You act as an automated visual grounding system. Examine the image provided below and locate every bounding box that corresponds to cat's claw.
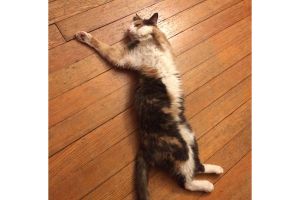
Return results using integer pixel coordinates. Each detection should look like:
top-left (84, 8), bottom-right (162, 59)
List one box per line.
top-left (75, 31), bottom-right (92, 44)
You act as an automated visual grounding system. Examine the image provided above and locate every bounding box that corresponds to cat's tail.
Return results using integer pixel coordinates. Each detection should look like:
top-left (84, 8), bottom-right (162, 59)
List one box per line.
top-left (135, 150), bottom-right (149, 200)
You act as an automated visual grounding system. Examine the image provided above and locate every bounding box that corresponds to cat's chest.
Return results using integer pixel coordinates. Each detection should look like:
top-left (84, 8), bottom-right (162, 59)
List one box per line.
top-left (132, 45), bottom-right (171, 67)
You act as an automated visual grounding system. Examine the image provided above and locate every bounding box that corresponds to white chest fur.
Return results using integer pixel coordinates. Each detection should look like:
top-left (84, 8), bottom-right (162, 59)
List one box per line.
top-left (130, 42), bottom-right (182, 98)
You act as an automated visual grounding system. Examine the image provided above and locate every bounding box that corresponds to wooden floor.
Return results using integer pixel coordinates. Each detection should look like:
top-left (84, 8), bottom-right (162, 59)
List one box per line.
top-left (49, 0), bottom-right (251, 199)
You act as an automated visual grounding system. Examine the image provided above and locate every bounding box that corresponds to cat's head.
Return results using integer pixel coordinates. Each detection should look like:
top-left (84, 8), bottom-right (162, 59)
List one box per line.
top-left (127, 13), bottom-right (158, 40)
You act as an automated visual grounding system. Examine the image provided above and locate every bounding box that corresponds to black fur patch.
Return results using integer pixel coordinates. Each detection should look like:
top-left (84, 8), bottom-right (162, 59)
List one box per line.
top-left (135, 75), bottom-right (189, 172)
top-left (134, 73), bottom-right (204, 192)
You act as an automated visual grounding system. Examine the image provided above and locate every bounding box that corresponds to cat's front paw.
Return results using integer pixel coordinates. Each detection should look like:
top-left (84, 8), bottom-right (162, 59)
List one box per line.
top-left (75, 31), bottom-right (92, 44)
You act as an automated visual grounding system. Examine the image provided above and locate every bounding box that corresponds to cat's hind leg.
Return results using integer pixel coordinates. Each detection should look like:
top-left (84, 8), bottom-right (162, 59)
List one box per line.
top-left (191, 138), bottom-right (223, 175)
top-left (175, 149), bottom-right (214, 193)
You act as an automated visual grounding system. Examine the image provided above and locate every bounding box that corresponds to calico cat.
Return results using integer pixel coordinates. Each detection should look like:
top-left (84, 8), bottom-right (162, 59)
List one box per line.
top-left (75, 13), bottom-right (223, 200)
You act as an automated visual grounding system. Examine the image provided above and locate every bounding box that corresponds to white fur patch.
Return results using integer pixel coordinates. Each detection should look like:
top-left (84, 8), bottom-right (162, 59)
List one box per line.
top-left (179, 145), bottom-right (195, 183)
top-left (203, 164), bottom-right (224, 174)
top-left (137, 26), bottom-right (153, 37)
top-left (178, 124), bottom-right (195, 146)
top-left (185, 180), bottom-right (214, 192)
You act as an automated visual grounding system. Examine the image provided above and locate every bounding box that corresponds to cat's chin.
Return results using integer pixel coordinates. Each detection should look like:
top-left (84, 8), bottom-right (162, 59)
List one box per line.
top-left (126, 33), bottom-right (151, 43)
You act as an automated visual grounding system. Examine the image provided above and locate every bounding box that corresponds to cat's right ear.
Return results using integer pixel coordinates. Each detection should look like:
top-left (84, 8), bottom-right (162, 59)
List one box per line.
top-left (133, 13), bottom-right (142, 21)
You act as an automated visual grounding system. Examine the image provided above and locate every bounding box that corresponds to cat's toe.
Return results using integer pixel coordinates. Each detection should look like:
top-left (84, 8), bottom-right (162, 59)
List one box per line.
top-left (202, 181), bottom-right (214, 192)
top-left (214, 166), bottom-right (224, 174)
top-left (75, 31), bottom-right (92, 43)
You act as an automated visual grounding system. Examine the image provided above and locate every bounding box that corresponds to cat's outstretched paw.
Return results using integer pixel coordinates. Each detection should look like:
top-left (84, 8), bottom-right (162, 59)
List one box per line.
top-left (75, 31), bottom-right (92, 44)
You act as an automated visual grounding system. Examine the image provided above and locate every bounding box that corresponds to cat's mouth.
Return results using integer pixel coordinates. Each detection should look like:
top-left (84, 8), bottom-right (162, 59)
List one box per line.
top-left (127, 29), bottom-right (143, 41)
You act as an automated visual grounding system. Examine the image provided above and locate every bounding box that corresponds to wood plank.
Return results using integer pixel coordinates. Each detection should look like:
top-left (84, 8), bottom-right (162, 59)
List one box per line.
top-left (49, 79), bottom-right (135, 156)
top-left (49, 55), bottom-right (251, 186)
top-left (49, 29), bottom-right (251, 156)
top-left (176, 16), bottom-right (251, 74)
top-left (184, 55), bottom-right (251, 117)
top-left (49, 53), bottom-right (108, 98)
top-left (49, 0), bottom-right (251, 98)
top-left (157, 0), bottom-right (241, 40)
top-left (49, 133), bottom-right (138, 200)
top-left (49, 17), bottom-right (251, 128)
top-left (122, 116), bottom-right (251, 200)
top-left (200, 152), bottom-right (252, 200)
top-left (48, 24), bottom-right (65, 49)
top-left (49, 36), bottom-right (250, 157)
top-left (49, 0), bottom-right (241, 73)
top-left (49, 0), bottom-right (114, 24)
top-left (48, 0), bottom-right (205, 98)
top-left (49, 76), bottom-right (251, 199)
top-left (188, 76), bottom-right (251, 139)
top-left (56, 0), bottom-right (161, 40)
top-left (171, 0), bottom-right (251, 54)
top-left (84, 100), bottom-right (251, 200)
top-left (49, 66), bottom-right (133, 126)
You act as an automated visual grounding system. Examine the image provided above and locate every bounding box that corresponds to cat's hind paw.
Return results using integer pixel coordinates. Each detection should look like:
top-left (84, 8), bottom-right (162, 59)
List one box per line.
top-left (203, 164), bottom-right (224, 174)
top-left (75, 31), bottom-right (92, 44)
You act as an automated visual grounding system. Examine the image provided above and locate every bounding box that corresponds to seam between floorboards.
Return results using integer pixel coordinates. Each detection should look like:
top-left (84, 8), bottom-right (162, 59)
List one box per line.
top-left (212, 149), bottom-right (252, 187)
top-left (49, 0), bottom-right (116, 26)
top-left (165, 0), bottom-right (244, 46)
top-left (157, 124), bottom-right (252, 200)
top-left (49, 0), bottom-right (167, 49)
top-left (59, 0), bottom-right (168, 41)
top-left (49, 2), bottom-right (250, 99)
top-left (48, 0), bottom-right (207, 74)
top-left (90, 55), bottom-right (252, 159)
top-left (49, 0), bottom-right (236, 70)
top-left (72, 74), bottom-right (252, 171)
top-left (200, 121), bottom-right (252, 162)
top-left (49, 53), bottom-right (251, 159)
top-left (73, 87), bottom-right (252, 199)
top-left (120, 119), bottom-right (252, 200)
top-left (48, 18), bottom-right (252, 131)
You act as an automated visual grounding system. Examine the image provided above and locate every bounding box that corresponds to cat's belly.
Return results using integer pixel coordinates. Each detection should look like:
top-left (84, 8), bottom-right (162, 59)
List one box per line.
top-left (135, 75), bottom-right (176, 132)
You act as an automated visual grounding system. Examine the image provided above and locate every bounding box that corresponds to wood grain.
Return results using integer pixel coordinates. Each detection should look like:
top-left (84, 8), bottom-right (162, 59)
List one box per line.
top-left (84, 100), bottom-right (251, 200)
top-left (48, 24), bottom-right (65, 49)
top-left (49, 0), bottom-right (251, 99)
top-left (49, 16), bottom-right (251, 128)
top-left (49, 0), bottom-right (252, 198)
top-left (56, 0), bottom-right (162, 40)
top-left (49, 0), bottom-right (114, 24)
top-left (49, 0), bottom-right (242, 73)
top-left (49, 31), bottom-right (250, 156)
top-left (200, 152), bottom-right (252, 200)
top-left (122, 114), bottom-right (251, 200)
top-left (49, 54), bottom-right (251, 187)
top-left (49, 76), bottom-right (251, 199)
top-left (49, 28), bottom-right (250, 157)
top-left (48, 0), bottom-right (206, 98)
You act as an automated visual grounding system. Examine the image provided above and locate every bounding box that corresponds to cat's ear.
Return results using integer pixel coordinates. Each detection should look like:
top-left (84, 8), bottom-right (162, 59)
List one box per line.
top-left (133, 13), bottom-right (142, 21)
top-left (148, 13), bottom-right (158, 25)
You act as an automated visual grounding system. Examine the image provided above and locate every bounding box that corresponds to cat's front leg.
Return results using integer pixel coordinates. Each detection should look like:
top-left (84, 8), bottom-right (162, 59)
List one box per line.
top-left (75, 31), bottom-right (93, 45)
top-left (75, 31), bottom-right (131, 68)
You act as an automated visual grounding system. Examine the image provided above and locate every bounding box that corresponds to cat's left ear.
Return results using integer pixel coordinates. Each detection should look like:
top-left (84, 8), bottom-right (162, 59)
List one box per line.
top-left (148, 13), bottom-right (158, 25)
top-left (133, 13), bottom-right (142, 21)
